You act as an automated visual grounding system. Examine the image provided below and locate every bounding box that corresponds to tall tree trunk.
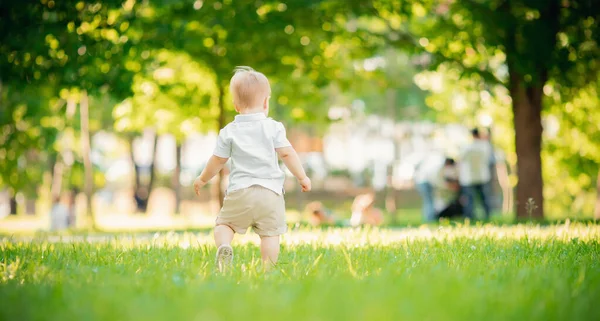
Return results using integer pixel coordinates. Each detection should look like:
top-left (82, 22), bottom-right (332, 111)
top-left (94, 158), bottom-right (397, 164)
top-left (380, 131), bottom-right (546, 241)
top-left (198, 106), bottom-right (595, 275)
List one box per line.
top-left (59, 95), bottom-right (77, 217)
top-left (68, 188), bottom-right (78, 227)
top-left (172, 142), bottom-right (182, 214)
top-left (131, 133), bottom-right (158, 213)
top-left (509, 73), bottom-right (544, 219)
top-left (128, 136), bottom-right (142, 211)
top-left (501, 0), bottom-right (559, 220)
top-left (25, 199), bottom-right (36, 215)
top-left (595, 170), bottom-right (600, 220)
top-left (50, 150), bottom-right (63, 202)
top-left (0, 80), bottom-right (15, 216)
top-left (9, 192), bottom-right (17, 215)
top-left (79, 91), bottom-right (95, 228)
top-left (147, 134), bottom-right (158, 208)
top-left (217, 84), bottom-right (226, 207)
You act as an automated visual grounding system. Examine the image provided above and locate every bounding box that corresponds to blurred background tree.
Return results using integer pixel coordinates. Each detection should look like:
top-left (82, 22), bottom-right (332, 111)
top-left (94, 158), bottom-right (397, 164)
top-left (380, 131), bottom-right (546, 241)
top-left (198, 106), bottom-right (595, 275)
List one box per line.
top-left (0, 0), bottom-right (598, 229)
top-left (349, 0), bottom-right (600, 218)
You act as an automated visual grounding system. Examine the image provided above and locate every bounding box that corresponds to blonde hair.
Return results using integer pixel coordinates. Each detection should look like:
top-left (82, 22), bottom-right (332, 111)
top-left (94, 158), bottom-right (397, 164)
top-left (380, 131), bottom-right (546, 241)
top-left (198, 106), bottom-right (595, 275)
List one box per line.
top-left (229, 66), bottom-right (271, 110)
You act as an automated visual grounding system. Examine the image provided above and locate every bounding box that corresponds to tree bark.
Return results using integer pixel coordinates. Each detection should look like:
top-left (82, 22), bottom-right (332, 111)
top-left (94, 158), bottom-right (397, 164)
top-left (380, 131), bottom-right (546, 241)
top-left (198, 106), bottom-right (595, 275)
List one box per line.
top-left (172, 142), bottom-right (182, 214)
top-left (79, 90), bottom-right (95, 228)
top-left (128, 136), bottom-right (142, 211)
top-left (509, 73), bottom-right (544, 219)
top-left (9, 193), bottom-right (17, 215)
top-left (595, 170), bottom-right (600, 220)
top-left (50, 147), bottom-right (63, 203)
top-left (132, 133), bottom-right (158, 213)
top-left (500, 0), bottom-right (560, 220)
top-left (68, 188), bottom-right (78, 227)
top-left (25, 198), bottom-right (36, 215)
top-left (148, 134), bottom-right (158, 207)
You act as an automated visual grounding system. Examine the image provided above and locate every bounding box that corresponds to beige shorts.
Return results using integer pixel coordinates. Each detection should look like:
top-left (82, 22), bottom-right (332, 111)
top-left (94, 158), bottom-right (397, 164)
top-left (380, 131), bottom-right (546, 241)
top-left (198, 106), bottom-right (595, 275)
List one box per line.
top-left (216, 185), bottom-right (287, 237)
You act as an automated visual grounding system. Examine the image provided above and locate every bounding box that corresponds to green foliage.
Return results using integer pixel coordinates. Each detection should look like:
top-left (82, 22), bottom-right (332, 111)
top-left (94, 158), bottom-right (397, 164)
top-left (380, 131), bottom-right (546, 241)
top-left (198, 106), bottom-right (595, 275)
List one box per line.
top-left (355, 0), bottom-right (600, 217)
top-left (0, 0), bottom-right (140, 97)
top-left (67, 161), bottom-right (106, 192)
top-left (132, 0), bottom-right (353, 125)
top-left (413, 61), bottom-right (600, 217)
top-left (1, 0), bottom-right (348, 196)
top-left (1, 0), bottom-right (599, 219)
top-left (348, 49), bottom-right (430, 120)
top-left (0, 84), bottom-right (58, 195)
top-left (113, 50), bottom-right (219, 138)
top-left (543, 77), bottom-right (600, 218)
top-left (0, 0), bottom-right (142, 194)
top-left (0, 226), bottom-right (599, 320)
top-left (364, 0), bottom-right (600, 88)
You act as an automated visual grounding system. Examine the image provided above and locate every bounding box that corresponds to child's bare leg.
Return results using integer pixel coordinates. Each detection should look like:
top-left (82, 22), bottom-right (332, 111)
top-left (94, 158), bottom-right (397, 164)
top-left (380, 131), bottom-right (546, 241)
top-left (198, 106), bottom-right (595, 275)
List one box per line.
top-left (260, 235), bottom-right (280, 267)
top-left (214, 225), bottom-right (234, 247)
top-left (214, 225), bottom-right (235, 272)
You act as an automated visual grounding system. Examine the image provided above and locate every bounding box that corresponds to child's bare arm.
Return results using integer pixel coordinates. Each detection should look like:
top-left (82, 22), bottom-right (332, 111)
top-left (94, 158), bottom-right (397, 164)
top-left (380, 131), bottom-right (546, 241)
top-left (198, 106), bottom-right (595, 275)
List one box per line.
top-left (194, 155), bottom-right (229, 195)
top-left (276, 146), bottom-right (311, 192)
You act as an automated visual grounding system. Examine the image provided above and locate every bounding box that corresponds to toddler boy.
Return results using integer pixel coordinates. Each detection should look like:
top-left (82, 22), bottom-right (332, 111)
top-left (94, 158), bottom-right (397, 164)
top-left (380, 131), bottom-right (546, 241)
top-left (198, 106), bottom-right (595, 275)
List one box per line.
top-left (194, 66), bottom-right (311, 271)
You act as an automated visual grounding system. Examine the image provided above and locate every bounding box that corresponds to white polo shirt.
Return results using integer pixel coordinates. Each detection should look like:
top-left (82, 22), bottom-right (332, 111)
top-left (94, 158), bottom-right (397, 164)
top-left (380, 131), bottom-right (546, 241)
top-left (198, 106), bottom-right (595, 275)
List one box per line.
top-left (458, 140), bottom-right (492, 185)
top-left (213, 113), bottom-right (291, 195)
top-left (414, 153), bottom-right (445, 187)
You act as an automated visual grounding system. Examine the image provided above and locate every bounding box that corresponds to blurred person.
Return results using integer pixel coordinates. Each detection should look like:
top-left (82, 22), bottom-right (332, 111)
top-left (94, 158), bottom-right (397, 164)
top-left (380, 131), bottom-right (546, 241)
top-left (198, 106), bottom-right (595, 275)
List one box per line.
top-left (414, 154), bottom-right (440, 222)
top-left (305, 201), bottom-right (335, 226)
top-left (193, 66), bottom-right (311, 271)
top-left (435, 158), bottom-right (463, 219)
top-left (415, 154), bottom-right (459, 222)
top-left (350, 192), bottom-right (383, 227)
top-left (458, 128), bottom-right (492, 220)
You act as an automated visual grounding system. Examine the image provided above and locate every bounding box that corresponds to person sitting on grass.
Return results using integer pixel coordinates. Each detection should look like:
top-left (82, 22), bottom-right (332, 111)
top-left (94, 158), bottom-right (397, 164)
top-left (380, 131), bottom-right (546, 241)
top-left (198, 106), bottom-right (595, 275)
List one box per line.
top-left (349, 192), bottom-right (383, 227)
top-left (194, 66), bottom-right (311, 272)
top-left (435, 158), bottom-right (463, 219)
top-left (305, 201), bottom-right (336, 226)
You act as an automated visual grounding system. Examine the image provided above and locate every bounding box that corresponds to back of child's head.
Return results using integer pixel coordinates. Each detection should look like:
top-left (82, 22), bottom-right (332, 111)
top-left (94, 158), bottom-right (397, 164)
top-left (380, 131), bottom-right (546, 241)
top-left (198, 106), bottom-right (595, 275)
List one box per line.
top-left (230, 66), bottom-right (271, 110)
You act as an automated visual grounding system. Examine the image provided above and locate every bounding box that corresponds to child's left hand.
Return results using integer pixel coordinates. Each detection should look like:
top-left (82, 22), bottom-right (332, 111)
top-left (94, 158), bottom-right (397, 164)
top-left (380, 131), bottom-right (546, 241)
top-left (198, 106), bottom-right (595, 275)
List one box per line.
top-left (193, 176), bottom-right (207, 196)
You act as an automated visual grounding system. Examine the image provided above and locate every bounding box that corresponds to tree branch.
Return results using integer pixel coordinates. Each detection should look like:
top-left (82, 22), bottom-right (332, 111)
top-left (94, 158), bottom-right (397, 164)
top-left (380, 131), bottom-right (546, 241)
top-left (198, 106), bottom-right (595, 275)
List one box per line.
top-left (431, 52), bottom-right (506, 86)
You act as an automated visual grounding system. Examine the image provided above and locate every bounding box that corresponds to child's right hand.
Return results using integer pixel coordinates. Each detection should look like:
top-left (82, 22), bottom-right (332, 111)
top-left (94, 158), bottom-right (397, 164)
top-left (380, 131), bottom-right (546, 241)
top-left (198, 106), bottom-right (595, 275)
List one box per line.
top-left (299, 177), bottom-right (312, 192)
top-left (193, 176), bottom-right (207, 196)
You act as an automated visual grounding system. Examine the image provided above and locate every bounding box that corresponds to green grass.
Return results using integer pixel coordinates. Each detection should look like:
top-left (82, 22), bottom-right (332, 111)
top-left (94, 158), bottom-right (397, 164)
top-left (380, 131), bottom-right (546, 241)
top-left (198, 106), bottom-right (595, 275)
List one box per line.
top-left (1, 223), bottom-right (599, 321)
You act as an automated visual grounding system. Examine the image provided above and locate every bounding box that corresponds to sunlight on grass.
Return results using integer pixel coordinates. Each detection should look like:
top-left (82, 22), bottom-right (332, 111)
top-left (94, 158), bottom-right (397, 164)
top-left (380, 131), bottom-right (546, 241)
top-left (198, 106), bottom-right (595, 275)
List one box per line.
top-left (0, 223), bottom-right (598, 321)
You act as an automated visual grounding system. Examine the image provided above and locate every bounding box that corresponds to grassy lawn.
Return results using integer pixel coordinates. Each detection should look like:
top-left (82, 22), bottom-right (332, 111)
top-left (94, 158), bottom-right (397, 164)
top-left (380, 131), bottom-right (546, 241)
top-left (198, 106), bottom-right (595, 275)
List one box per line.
top-left (1, 223), bottom-right (599, 321)
top-left (0, 207), bottom-right (515, 235)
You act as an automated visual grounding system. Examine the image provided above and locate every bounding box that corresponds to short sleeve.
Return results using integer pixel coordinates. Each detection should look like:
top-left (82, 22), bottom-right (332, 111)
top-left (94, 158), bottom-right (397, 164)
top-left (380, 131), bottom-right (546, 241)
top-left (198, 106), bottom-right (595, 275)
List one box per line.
top-left (213, 129), bottom-right (231, 158)
top-left (273, 122), bottom-right (292, 148)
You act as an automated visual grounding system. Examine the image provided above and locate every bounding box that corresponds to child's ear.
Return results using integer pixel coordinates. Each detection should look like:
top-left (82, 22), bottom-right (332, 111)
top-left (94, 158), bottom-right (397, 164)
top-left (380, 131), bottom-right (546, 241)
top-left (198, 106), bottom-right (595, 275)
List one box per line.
top-left (263, 96), bottom-right (270, 110)
top-left (234, 102), bottom-right (240, 113)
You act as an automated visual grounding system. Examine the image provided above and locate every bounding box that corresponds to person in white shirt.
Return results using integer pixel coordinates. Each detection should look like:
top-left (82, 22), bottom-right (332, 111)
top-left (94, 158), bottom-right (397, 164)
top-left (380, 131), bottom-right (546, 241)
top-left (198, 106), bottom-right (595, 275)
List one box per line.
top-left (458, 128), bottom-right (492, 220)
top-left (193, 66), bottom-right (311, 271)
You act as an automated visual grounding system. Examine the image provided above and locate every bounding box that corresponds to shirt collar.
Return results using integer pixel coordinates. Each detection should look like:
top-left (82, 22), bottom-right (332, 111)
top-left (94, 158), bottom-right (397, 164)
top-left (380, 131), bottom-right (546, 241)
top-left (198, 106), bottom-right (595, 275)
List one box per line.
top-left (234, 113), bottom-right (267, 122)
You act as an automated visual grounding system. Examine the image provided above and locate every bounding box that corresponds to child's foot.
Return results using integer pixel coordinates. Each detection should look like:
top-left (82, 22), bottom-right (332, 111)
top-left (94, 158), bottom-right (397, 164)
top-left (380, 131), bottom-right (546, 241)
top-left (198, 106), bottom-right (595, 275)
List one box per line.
top-left (215, 244), bottom-right (233, 272)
